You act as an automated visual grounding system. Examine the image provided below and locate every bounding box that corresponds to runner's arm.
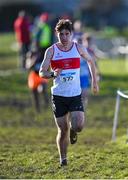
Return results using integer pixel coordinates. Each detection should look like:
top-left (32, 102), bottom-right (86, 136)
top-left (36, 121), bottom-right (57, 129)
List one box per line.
top-left (39, 47), bottom-right (61, 79)
top-left (77, 44), bottom-right (99, 94)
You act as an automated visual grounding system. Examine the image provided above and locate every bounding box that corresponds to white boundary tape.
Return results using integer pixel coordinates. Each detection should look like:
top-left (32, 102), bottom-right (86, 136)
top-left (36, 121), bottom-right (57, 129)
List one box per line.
top-left (112, 90), bottom-right (128, 141)
top-left (117, 90), bottom-right (128, 99)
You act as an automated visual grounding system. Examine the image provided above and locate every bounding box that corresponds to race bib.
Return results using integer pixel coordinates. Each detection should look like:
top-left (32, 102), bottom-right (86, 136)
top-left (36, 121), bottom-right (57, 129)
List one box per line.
top-left (60, 72), bottom-right (76, 82)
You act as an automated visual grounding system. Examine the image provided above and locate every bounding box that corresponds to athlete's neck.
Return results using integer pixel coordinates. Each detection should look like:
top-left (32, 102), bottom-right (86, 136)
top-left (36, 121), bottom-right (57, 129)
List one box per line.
top-left (57, 42), bottom-right (73, 51)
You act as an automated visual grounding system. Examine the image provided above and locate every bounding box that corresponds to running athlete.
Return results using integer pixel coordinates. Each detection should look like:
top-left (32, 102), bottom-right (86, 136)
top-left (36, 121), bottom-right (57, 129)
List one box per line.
top-left (39, 19), bottom-right (99, 166)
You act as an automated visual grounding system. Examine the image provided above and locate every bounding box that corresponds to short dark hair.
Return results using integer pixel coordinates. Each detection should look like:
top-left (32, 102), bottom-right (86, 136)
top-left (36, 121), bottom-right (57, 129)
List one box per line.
top-left (55, 19), bottom-right (73, 33)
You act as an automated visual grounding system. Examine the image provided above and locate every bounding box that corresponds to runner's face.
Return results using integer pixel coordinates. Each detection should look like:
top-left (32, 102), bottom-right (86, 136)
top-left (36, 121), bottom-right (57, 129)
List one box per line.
top-left (57, 29), bottom-right (72, 45)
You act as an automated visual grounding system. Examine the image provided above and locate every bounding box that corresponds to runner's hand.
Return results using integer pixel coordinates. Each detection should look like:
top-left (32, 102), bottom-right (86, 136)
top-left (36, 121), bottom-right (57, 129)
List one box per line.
top-left (54, 68), bottom-right (62, 77)
top-left (92, 82), bottom-right (99, 95)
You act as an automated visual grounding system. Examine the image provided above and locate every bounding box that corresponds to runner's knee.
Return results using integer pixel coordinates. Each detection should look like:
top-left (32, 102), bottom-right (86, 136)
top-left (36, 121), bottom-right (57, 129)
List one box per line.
top-left (71, 115), bottom-right (84, 132)
top-left (58, 128), bottom-right (68, 140)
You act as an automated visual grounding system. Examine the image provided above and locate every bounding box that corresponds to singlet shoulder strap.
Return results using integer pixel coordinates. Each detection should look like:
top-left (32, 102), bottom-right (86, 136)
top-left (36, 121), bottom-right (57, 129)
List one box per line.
top-left (74, 42), bottom-right (81, 56)
top-left (49, 44), bottom-right (55, 59)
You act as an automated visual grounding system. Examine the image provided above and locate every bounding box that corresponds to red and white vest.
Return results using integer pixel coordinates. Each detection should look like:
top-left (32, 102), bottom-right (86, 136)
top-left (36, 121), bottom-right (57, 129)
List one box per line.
top-left (50, 42), bottom-right (81, 97)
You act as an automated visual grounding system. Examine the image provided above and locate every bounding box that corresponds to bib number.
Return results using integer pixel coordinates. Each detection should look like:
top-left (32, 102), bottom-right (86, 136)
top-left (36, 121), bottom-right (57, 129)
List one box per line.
top-left (60, 72), bottom-right (76, 82)
top-left (62, 76), bottom-right (73, 82)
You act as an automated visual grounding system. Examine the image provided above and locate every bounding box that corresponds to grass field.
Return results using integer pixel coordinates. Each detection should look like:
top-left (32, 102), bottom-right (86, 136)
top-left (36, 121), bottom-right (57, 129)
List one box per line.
top-left (0, 33), bottom-right (128, 179)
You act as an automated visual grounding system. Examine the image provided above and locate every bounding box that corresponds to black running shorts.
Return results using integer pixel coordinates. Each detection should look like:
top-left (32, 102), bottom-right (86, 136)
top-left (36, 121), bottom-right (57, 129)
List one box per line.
top-left (51, 94), bottom-right (84, 118)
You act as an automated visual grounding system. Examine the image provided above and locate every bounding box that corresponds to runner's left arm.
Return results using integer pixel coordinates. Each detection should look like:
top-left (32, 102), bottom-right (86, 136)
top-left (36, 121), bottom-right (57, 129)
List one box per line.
top-left (77, 44), bottom-right (99, 94)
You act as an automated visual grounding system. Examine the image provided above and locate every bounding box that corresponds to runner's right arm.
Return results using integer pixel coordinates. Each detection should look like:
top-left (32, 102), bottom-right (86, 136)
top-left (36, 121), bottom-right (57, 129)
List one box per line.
top-left (39, 47), bottom-right (61, 79)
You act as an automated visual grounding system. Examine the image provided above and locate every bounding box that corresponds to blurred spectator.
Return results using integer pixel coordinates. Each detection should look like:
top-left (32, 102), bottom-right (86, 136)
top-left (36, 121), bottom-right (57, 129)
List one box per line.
top-left (76, 36), bottom-right (91, 108)
top-left (73, 20), bottom-right (89, 107)
top-left (73, 20), bottom-right (84, 42)
top-left (83, 33), bottom-right (101, 82)
top-left (74, 32), bottom-right (100, 108)
top-left (26, 47), bottom-right (49, 112)
top-left (32, 12), bottom-right (52, 57)
top-left (14, 10), bottom-right (31, 70)
top-left (81, 33), bottom-right (100, 107)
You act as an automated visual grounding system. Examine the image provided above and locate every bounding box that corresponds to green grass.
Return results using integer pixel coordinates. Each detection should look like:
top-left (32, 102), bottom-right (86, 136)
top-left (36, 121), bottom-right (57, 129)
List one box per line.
top-left (0, 127), bottom-right (128, 179)
top-left (99, 58), bottom-right (128, 76)
top-left (0, 33), bottom-right (18, 70)
top-left (0, 33), bottom-right (128, 178)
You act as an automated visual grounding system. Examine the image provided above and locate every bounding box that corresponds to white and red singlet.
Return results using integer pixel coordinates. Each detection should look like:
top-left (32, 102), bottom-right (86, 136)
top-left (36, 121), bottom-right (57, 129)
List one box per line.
top-left (51, 42), bottom-right (81, 97)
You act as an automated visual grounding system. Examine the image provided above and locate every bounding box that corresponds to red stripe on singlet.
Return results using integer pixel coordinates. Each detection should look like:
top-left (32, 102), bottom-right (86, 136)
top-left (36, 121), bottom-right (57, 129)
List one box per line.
top-left (51, 58), bottom-right (80, 70)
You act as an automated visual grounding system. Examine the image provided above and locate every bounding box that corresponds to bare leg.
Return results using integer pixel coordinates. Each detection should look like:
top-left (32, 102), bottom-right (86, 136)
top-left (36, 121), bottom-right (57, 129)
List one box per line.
top-left (54, 114), bottom-right (70, 164)
top-left (69, 111), bottom-right (85, 144)
top-left (70, 111), bottom-right (85, 132)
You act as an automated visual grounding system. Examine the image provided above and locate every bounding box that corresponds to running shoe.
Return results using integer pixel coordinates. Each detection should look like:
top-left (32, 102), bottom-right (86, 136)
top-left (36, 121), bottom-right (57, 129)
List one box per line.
top-left (60, 159), bottom-right (67, 166)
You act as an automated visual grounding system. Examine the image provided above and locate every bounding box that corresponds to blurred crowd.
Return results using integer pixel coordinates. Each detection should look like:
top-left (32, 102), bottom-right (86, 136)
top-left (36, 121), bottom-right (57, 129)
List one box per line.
top-left (14, 10), bottom-right (53, 112)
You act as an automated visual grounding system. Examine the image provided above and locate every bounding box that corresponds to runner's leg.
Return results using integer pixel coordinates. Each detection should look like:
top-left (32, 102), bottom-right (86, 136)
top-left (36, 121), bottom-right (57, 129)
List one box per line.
top-left (70, 111), bottom-right (85, 132)
top-left (54, 114), bottom-right (69, 164)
